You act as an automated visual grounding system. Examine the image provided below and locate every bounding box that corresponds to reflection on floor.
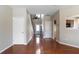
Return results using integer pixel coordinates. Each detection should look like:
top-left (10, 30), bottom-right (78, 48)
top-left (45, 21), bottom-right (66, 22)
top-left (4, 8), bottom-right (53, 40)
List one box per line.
top-left (1, 36), bottom-right (79, 54)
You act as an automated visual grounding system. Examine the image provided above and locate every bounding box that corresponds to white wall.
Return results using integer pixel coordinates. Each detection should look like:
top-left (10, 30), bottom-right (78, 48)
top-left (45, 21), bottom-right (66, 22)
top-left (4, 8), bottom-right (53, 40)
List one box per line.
top-left (13, 7), bottom-right (27, 44)
top-left (52, 16), bottom-right (56, 39)
top-left (26, 13), bottom-right (33, 43)
top-left (52, 11), bottom-right (60, 40)
top-left (13, 7), bottom-right (33, 44)
top-left (0, 6), bottom-right (12, 52)
top-left (43, 16), bottom-right (53, 38)
top-left (59, 6), bottom-right (79, 48)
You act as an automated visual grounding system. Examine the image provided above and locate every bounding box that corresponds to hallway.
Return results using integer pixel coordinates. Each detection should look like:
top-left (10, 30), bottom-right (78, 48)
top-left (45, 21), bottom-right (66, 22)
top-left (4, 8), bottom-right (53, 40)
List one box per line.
top-left (2, 37), bottom-right (79, 54)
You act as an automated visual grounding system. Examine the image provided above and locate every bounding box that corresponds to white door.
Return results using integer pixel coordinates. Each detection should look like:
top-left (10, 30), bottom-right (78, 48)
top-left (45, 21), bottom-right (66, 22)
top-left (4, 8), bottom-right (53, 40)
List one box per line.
top-left (44, 16), bottom-right (52, 38)
top-left (13, 17), bottom-right (26, 44)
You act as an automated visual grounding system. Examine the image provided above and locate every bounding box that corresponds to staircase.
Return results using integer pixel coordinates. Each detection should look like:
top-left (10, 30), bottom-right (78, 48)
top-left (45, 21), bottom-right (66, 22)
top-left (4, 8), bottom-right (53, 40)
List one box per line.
top-left (30, 14), bottom-right (43, 38)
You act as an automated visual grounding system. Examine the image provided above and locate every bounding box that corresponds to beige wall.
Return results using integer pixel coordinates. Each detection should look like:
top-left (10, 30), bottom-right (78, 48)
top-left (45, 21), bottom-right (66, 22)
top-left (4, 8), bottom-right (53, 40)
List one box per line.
top-left (0, 6), bottom-right (12, 52)
top-left (59, 6), bottom-right (79, 48)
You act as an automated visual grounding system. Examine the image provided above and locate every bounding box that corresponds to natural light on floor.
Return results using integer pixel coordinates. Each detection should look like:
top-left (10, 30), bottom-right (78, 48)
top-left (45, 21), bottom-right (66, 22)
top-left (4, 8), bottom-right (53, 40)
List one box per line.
top-left (36, 36), bottom-right (41, 54)
top-left (36, 48), bottom-right (41, 54)
top-left (36, 37), bottom-right (40, 44)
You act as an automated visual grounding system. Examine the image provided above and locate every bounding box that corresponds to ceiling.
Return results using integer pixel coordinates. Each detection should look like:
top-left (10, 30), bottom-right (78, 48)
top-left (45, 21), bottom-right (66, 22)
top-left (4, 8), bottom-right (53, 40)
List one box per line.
top-left (11, 5), bottom-right (59, 15)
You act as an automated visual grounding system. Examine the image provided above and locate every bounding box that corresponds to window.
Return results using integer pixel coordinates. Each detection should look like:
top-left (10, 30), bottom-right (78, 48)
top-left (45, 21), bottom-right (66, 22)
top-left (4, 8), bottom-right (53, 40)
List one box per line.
top-left (36, 25), bottom-right (40, 31)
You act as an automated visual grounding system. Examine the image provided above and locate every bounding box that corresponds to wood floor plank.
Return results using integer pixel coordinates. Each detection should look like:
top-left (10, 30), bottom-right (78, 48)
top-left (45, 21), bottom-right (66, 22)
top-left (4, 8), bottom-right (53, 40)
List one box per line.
top-left (1, 38), bottom-right (79, 54)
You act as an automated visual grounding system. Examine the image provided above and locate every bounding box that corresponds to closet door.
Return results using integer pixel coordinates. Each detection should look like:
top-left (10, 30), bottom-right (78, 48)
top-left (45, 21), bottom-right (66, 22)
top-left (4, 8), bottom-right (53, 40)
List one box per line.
top-left (44, 16), bottom-right (52, 38)
top-left (13, 17), bottom-right (26, 44)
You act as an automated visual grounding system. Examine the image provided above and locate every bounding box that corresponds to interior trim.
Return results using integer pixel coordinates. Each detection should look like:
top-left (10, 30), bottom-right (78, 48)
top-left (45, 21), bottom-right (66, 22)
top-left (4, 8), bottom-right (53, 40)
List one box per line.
top-left (56, 40), bottom-right (79, 48)
top-left (0, 44), bottom-right (13, 53)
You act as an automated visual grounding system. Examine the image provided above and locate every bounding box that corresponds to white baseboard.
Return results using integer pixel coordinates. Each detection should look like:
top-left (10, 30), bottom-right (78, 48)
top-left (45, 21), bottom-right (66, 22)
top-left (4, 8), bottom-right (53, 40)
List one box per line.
top-left (13, 36), bottom-right (32, 45)
top-left (14, 36), bottom-right (32, 45)
top-left (43, 32), bottom-right (52, 38)
top-left (43, 36), bottom-right (53, 38)
top-left (13, 43), bottom-right (27, 45)
top-left (26, 36), bottom-right (32, 45)
top-left (0, 44), bottom-right (13, 53)
top-left (56, 40), bottom-right (79, 48)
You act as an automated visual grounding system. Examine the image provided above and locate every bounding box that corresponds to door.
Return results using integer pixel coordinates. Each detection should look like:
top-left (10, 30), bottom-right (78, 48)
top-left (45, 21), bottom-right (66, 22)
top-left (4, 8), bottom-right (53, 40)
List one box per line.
top-left (13, 17), bottom-right (26, 44)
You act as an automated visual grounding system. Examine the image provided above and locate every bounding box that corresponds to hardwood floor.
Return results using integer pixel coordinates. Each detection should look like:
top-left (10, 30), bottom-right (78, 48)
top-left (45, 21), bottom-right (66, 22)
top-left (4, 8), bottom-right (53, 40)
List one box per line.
top-left (1, 37), bottom-right (79, 54)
